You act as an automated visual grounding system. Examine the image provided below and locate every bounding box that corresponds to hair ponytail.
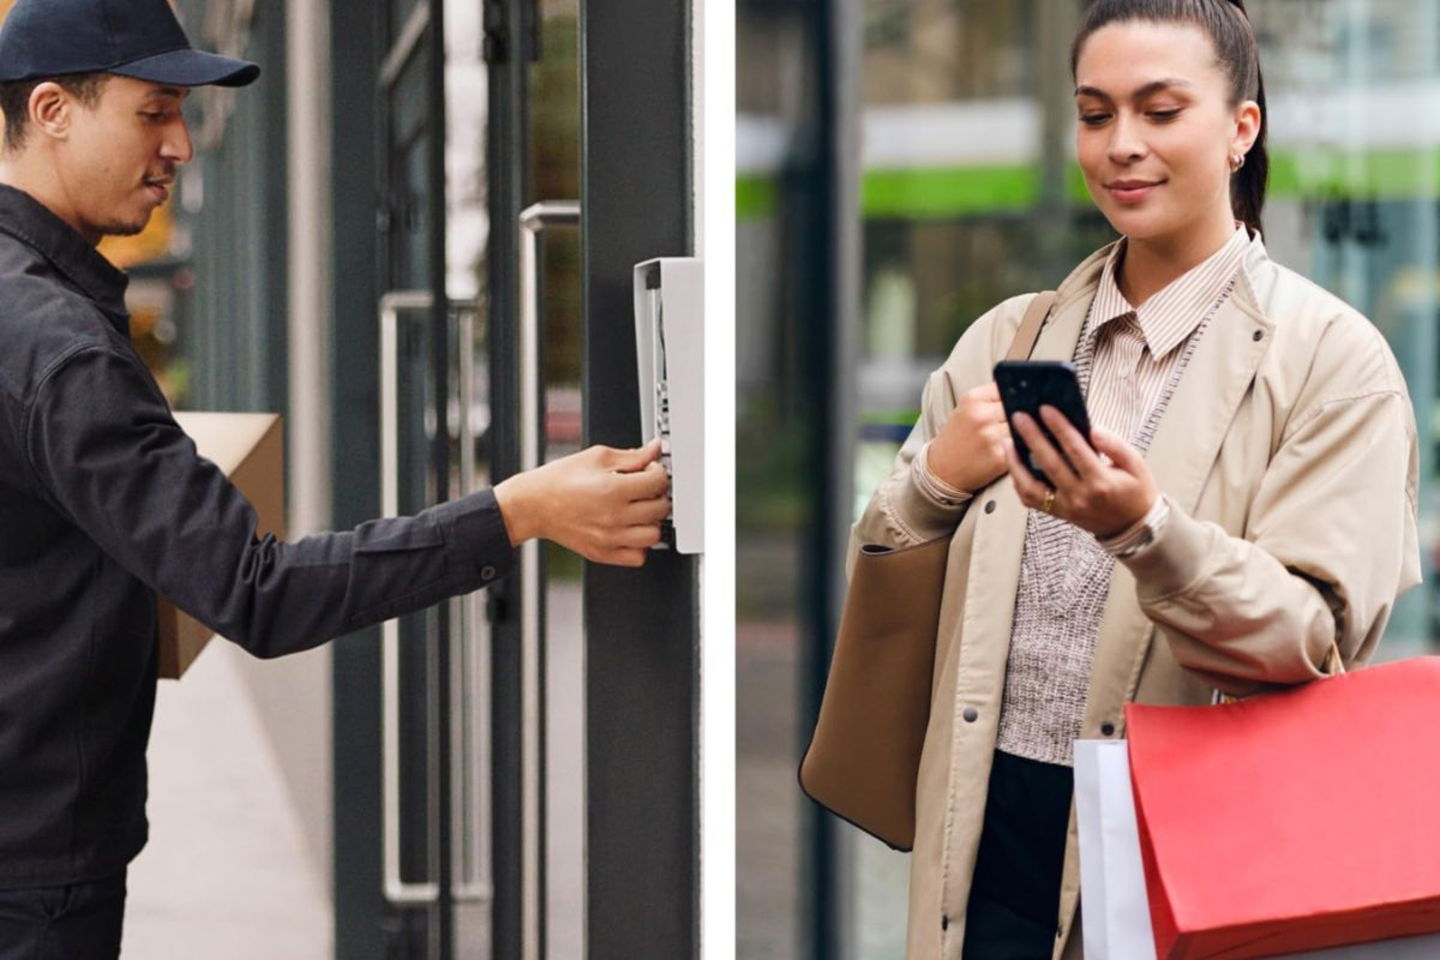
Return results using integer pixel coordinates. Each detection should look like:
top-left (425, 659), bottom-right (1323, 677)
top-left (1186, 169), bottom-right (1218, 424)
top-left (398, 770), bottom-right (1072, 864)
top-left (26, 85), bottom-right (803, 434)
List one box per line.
top-left (1225, 0), bottom-right (1267, 235)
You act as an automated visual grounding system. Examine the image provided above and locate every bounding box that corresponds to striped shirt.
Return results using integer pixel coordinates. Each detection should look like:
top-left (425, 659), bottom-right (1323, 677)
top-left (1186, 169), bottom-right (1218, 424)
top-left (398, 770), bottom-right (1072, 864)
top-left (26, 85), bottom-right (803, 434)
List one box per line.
top-left (915, 223), bottom-right (1251, 765)
top-left (1078, 223), bottom-right (1250, 447)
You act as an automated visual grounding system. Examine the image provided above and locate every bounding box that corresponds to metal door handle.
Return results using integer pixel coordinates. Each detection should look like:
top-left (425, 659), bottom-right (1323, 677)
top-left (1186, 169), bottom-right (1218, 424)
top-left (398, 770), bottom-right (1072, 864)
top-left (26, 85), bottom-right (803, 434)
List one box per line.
top-left (518, 200), bottom-right (580, 960)
top-left (452, 301), bottom-right (493, 905)
top-left (379, 290), bottom-right (440, 906)
top-left (380, 293), bottom-right (498, 908)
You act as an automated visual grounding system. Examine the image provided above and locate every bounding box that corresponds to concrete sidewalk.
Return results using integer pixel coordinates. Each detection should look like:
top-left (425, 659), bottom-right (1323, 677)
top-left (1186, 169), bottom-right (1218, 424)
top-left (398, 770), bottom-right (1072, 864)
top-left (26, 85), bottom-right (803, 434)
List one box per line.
top-left (122, 639), bottom-right (332, 959)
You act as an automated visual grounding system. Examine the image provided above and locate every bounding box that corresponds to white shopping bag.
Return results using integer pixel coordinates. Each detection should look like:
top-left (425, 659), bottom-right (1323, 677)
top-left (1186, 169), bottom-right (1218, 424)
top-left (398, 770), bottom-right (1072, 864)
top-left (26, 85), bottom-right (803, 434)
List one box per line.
top-left (1073, 738), bottom-right (1440, 960)
top-left (1074, 739), bottom-right (1155, 959)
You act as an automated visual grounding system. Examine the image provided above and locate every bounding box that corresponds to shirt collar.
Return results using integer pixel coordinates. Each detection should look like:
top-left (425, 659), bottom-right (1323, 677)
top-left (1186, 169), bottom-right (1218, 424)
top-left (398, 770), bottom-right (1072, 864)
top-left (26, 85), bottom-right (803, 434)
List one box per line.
top-left (0, 183), bottom-right (129, 321)
top-left (1087, 223), bottom-right (1250, 360)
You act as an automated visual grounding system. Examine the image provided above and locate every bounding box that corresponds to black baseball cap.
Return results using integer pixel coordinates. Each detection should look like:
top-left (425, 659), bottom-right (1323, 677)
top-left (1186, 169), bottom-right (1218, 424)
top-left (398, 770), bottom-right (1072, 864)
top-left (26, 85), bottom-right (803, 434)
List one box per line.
top-left (0, 0), bottom-right (259, 88)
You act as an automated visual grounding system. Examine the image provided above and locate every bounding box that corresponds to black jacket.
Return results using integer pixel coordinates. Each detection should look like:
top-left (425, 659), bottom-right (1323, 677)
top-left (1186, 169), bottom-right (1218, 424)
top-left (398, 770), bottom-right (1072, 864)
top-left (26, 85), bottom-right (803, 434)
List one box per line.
top-left (0, 183), bottom-right (514, 888)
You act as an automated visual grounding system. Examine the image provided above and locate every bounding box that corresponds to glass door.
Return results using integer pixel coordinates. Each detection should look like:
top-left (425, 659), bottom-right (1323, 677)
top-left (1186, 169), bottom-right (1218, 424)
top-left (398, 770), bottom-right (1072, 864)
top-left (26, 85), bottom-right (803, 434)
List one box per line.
top-left (374, 1), bottom-right (460, 957)
top-left (369, 0), bottom-right (586, 957)
top-left (523, 6), bottom-right (584, 958)
top-left (347, 0), bottom-right (700, 957)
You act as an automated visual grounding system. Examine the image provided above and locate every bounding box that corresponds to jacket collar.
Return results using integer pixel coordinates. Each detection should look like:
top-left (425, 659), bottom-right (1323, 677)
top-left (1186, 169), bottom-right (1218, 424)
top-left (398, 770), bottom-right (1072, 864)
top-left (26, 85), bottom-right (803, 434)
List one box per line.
top-left (0, 183), bottom-right (130, 324)
top-left (1087, 225), bottom-right (1252, 361)
top-left (1049, 226), bottom-right (1274, 318)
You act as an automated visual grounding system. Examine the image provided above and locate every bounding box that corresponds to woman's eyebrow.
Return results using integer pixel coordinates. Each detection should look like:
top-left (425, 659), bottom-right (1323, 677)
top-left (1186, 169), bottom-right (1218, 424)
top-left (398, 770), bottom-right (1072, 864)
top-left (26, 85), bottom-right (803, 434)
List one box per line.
top-left (1074, 78), bottom-right (1193, 100)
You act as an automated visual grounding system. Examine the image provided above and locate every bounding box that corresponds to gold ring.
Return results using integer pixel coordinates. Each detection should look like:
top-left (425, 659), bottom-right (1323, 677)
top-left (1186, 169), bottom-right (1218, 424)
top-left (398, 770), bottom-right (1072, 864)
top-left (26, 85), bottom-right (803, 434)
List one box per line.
top-left (1041, 488), bottom-right (1056, 513)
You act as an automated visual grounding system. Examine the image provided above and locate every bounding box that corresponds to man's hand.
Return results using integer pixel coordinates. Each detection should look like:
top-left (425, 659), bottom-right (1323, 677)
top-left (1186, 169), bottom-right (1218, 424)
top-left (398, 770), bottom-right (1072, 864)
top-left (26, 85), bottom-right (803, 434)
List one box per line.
top-left (925, 382), bottom-right (1011, 494)
top-left (493, 438), bottom-right (670, 567)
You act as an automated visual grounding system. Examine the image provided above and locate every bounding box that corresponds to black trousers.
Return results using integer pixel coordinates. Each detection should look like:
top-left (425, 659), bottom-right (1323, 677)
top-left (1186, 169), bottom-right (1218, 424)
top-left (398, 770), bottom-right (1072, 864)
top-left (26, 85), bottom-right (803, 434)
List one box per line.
top-left (963, 750), bottom-right (1073, 960)
top-left (0, 869), bottom-right (126, 960)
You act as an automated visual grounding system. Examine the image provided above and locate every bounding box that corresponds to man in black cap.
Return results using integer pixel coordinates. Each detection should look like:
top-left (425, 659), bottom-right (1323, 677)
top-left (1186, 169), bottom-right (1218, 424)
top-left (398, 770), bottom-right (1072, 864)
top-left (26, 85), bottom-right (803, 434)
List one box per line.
top-left (0, 0), bottom-right (668, 956)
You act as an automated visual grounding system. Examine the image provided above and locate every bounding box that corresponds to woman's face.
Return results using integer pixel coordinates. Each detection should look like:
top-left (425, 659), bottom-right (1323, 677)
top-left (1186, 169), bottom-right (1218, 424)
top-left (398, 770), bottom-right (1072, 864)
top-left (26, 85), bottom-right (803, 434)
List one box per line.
top-left (1073, 20), bottom-right (1260, 245)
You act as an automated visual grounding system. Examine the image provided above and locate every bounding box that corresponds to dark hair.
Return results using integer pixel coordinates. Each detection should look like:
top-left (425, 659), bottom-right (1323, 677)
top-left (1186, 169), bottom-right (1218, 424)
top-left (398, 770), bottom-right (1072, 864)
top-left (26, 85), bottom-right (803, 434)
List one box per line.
top-left (1071, 0), bottom-right (1268, 235)
top-left (0, 73), bottom-right (108, 152)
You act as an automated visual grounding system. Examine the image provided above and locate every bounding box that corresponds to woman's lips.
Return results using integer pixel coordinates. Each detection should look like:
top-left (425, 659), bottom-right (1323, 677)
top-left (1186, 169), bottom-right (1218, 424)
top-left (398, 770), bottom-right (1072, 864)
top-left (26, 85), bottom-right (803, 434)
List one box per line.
top-left (1107, 180), bottom-right (1162, 204)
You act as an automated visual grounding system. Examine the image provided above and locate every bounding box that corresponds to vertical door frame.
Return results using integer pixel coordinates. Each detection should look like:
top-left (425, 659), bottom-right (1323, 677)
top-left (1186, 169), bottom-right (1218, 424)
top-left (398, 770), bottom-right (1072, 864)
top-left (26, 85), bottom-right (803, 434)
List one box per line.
top-left (422, 1), bottom-right (457, 953)
top-left (329, 0), bottom-right (385, 954)
top-left (378, 2), bottom-right (457, 954)
top-left (330, 0), bottom-right (459, 955)
top-left (483, 1), bottom-right (536, 958)
top-left (579, 1), bottom-right (701, 957)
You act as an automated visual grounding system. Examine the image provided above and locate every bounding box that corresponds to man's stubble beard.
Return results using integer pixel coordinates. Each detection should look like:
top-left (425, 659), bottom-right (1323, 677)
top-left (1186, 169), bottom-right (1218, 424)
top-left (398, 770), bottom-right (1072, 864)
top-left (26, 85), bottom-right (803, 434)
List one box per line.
top-left (99, 212), bottom-right (150, 238)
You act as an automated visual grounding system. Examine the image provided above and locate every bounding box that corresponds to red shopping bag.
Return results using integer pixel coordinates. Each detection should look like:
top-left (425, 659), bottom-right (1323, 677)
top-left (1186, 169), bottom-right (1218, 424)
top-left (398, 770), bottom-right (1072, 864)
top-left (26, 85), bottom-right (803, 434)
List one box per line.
top-left (1125, 656), bottom-right (1440, 959)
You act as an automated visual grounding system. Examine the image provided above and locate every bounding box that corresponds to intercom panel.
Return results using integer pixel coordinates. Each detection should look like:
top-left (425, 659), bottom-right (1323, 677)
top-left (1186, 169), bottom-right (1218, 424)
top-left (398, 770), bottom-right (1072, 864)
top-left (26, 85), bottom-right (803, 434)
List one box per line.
top-left (634, 257), bottom-right (704, 555)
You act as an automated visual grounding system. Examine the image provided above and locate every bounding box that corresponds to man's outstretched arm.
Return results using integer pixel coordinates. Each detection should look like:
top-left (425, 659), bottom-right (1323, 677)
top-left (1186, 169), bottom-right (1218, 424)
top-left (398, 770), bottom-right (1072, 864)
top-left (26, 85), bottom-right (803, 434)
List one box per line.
top-left (25, 341), bottom-right (668, 658)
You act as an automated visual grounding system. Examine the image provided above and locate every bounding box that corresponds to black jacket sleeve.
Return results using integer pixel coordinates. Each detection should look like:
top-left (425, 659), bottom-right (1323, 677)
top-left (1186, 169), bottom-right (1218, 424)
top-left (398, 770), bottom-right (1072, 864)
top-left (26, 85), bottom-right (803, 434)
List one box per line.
top-left (24, 342), bottom-right (515, 659)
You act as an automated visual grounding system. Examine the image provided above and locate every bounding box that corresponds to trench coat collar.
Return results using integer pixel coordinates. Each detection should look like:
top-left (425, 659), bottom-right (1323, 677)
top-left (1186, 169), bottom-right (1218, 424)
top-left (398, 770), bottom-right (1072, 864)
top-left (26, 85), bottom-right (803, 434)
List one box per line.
top-left (1087, 224), bottom-right (1252, 361)
top-left (1042, 226), bottom-right (1273, 349)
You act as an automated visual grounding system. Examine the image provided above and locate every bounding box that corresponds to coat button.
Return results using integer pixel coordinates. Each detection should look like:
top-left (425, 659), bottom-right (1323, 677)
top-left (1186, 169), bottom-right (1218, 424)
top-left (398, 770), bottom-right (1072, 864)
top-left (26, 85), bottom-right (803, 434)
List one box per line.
top-left (1253, 330), bottom-right (1264, 342)
top-left (984, 500), bottom-right (996, 514)
top-left (481, 565), bottom-right (497, 581)
top-left (941, 915), bottom-right (949, 931)
top-left (1057, 924), bottom-right (1064, 938)
top-left (963, 707), bottom-right (978, 723)
top-left (1101, 722), bottom-right (1115, 737)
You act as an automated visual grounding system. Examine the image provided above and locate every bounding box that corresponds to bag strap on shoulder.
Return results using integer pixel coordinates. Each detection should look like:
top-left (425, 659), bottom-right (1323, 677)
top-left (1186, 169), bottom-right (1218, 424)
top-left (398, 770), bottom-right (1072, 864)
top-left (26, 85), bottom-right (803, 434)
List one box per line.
top-left (1005, 290), bottom-right (1057, 361)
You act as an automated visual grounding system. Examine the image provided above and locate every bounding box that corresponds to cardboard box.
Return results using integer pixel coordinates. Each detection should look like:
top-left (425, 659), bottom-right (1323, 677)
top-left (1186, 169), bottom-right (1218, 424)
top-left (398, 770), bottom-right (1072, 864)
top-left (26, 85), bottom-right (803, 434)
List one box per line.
top-left (156, 412), bottom-right (285, 679)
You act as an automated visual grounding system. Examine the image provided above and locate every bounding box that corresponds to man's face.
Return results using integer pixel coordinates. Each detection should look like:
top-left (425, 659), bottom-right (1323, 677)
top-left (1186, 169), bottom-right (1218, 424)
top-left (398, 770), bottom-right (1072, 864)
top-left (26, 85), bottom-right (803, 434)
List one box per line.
top-left (55, 75), bottom-right (193, 241)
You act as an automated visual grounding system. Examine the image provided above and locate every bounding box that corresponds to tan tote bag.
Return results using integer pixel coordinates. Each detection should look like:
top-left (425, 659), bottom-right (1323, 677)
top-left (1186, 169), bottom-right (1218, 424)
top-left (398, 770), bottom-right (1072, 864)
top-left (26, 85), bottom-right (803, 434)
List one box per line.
top-left (798, 290), bottom-right (1057, 851)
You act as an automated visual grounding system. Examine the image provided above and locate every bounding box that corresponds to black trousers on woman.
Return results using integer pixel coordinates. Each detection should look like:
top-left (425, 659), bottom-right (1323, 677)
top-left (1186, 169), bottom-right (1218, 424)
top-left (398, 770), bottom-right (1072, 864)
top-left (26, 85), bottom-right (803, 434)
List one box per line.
top-left (0, 869), bottom-right (126, 960)
top-left (963, 749), bottom-right (1074, 960)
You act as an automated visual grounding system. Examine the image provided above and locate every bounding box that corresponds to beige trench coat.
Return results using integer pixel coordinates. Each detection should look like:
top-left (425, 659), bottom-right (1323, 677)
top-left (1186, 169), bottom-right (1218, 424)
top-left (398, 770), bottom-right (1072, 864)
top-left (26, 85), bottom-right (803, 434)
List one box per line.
top-left (850, 235), bottom-right (1423, 959)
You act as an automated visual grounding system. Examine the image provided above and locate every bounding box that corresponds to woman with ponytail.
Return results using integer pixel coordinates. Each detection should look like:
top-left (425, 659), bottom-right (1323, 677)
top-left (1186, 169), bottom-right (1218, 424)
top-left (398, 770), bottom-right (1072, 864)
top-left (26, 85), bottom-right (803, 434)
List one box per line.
top-left (846, 1), bottom-right (1421, 956)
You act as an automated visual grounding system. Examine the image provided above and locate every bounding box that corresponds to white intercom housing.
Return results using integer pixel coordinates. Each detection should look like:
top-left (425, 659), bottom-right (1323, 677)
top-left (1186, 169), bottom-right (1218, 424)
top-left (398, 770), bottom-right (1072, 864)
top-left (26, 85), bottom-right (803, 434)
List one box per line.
top-left (634, 257), bottom-right (704, 554)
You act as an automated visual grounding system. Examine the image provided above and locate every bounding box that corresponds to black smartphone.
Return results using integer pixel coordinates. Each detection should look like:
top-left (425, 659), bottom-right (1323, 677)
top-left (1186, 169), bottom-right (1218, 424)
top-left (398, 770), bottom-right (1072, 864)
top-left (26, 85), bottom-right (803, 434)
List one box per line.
top-left (992, 360), bottom-right (1093, 488)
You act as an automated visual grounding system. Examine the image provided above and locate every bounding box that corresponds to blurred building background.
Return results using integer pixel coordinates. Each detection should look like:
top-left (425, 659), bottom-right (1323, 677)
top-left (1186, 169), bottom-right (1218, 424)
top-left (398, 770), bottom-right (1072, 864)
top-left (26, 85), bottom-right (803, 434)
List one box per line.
top-left (737, 1), bottom-right (1440, 957)
top-left (0, 0), bottom-right (702, 957)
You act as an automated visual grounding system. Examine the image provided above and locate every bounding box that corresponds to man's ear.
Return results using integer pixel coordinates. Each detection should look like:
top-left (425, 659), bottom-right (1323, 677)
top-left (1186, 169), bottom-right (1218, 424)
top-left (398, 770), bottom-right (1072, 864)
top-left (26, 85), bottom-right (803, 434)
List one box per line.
top-left (28, 82), bottom-right (74, 142)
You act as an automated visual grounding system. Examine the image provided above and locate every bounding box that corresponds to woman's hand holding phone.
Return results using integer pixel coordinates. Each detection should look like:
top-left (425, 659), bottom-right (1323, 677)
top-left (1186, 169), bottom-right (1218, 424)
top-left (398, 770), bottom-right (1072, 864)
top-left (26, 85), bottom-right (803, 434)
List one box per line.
top-left (926, 382), bottom-right (1013, 494)
top-left (1006, 407), bottom-right (1159, 539)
